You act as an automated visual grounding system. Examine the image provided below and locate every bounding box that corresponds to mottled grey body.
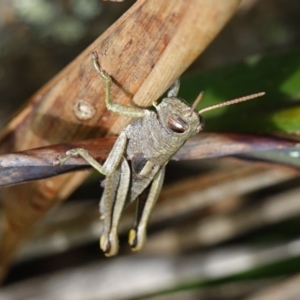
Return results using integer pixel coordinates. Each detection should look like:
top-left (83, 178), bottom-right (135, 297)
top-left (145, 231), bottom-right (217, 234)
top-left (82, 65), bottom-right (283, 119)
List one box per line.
top-left (125, 110), bottom-right (185, 165)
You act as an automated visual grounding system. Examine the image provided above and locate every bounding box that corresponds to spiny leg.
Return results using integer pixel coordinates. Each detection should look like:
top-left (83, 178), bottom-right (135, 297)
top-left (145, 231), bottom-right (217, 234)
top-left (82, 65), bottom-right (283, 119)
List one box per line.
top-left (91, 51), bottom-right (112, 109)
top-left (54, 148), bottom-right (107, 175)
top-left (54, 131), bottom-right (128, 177)
top-left (54, 132), bottom-right (129, 257)
top-left (92, 51), bottom-right (147, 118)
top-left (128, 167), bottom-right (165, 251)
top-left (100, 157), bottom-right (130, 256)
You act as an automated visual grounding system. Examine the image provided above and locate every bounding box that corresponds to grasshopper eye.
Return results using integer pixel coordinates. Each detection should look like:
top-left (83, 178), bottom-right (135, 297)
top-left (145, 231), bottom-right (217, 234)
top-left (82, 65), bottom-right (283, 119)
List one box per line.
top-left (167, 114), bottom-right (189, 133)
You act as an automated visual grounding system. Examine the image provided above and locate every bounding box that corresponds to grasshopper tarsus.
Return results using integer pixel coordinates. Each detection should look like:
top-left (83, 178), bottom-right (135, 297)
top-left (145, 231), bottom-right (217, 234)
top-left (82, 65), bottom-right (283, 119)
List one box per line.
top-left (91, 52), bottom-right (110, 81)
top-left (101, 232), bottom-right (119, 257)
top-left (91, 51), bottom-right (98, 60)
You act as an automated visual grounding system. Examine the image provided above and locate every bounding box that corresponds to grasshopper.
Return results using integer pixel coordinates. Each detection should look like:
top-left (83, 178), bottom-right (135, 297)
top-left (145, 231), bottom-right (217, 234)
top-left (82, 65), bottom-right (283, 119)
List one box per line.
top-left (55, 51), bottom-right (264, 256)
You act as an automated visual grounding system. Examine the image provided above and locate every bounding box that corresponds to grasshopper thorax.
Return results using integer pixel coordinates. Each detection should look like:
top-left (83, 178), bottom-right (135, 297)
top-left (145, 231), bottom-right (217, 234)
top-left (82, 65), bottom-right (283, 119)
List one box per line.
top-left (156, 96), bottom-right (205, 138)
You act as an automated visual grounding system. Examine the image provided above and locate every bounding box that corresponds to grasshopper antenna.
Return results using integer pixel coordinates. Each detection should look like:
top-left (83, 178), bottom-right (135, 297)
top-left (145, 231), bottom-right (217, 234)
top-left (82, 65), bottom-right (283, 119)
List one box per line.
top-left (187, 92), bottom-right (204, 116)
top-left (198, 92), bottom-right (265, 115)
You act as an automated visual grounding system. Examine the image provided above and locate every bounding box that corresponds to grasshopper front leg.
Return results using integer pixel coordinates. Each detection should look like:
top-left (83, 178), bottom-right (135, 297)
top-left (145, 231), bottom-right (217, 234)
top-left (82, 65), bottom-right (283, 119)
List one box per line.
top-left (91, 51), bottom-right (148, 118)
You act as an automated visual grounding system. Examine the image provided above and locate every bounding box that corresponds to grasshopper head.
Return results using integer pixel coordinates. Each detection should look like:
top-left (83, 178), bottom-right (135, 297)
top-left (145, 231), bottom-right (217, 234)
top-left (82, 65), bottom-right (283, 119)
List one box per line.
top-left (156, 96), bottom-right (205, 138)
top-left (155, 79), bottom-right (265, 140)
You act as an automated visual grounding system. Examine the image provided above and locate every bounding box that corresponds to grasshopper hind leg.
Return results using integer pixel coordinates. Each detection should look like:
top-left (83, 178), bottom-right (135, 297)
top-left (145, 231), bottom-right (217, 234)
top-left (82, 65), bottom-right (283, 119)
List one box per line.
top-left (100, 157), bottom-right (130, 256)
top-left (128, 167), bottom-right (165, 251)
